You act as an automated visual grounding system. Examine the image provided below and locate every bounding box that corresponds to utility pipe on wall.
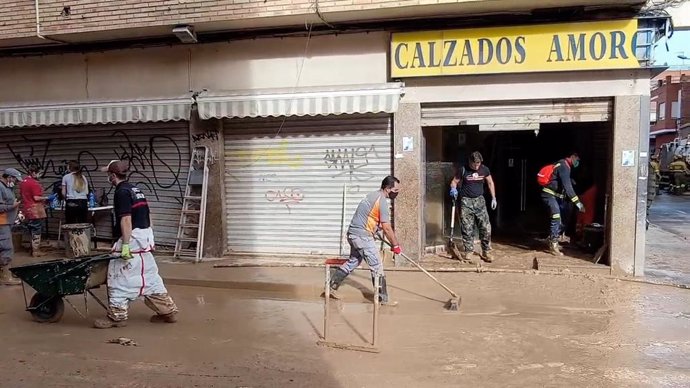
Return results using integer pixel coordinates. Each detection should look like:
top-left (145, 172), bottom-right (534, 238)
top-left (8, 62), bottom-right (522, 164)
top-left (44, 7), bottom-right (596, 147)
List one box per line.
top-left (35, 0), bottom-right (69, 44)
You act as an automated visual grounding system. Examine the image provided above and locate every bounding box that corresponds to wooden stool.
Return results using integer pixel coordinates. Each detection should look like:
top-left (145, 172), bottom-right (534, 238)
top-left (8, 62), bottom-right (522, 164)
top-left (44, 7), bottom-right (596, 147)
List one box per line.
top-left (317, 258), bottom-right (380, 353)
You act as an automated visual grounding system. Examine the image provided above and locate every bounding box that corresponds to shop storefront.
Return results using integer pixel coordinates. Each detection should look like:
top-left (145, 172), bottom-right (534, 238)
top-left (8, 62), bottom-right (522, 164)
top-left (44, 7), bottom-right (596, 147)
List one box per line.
top-left (196, 84), bottom-right (403, 255)
top-left (0, 98), bottom-right (193, 245)
top-left (389, 19), bottom-right (651, 275)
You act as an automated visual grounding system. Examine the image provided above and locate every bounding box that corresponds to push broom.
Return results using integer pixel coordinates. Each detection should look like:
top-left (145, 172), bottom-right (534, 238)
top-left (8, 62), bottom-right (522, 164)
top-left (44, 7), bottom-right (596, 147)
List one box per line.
top-left (378, 235), bottom-right (460, 311)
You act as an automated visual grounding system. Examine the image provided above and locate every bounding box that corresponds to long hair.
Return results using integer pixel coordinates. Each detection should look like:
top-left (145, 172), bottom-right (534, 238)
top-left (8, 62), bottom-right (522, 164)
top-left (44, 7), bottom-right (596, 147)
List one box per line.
top-left (68, 161), bottom-right (87, 193)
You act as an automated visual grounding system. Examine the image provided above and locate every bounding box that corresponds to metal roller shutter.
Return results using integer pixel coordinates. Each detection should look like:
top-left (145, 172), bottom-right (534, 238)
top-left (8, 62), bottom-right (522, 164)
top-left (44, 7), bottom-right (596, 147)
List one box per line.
top-left (421, 98), bottom-right (613, 130)
top-left (224, 114), bottom-right (392, 255)
top-left (0, 122), bottom-right (189, 246)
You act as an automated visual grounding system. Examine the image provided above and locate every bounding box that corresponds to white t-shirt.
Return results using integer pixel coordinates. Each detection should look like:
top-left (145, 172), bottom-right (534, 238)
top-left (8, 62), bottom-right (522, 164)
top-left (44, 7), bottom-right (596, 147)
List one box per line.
top-left (61, 173), bottom-right (89, 200)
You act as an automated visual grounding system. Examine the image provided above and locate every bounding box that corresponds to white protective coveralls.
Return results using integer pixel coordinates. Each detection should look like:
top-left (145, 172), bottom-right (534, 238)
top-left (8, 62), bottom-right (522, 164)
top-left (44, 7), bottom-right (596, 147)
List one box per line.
top-left (107, 227), bottom-right (177, 321)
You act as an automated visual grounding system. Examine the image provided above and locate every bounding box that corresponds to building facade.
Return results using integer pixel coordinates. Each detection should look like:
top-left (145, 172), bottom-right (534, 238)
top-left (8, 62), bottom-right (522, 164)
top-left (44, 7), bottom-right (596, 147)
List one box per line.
top-left (650, 72), bottom-right (690, 151)
top-left (0, 0), bottom-right (663, 275)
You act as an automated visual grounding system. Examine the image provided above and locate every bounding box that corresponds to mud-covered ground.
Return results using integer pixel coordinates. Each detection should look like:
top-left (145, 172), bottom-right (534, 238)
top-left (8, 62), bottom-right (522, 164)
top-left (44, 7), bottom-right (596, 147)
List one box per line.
top-left (1, 269), bottom-right (689, 388)
top-left (646, 193), bottom-right (690, 286)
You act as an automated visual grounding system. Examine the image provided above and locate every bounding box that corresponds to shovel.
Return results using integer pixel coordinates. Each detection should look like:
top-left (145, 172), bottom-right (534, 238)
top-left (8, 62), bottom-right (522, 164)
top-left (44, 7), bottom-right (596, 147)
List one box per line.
top-left (447, 197), bottom-right (463, 260)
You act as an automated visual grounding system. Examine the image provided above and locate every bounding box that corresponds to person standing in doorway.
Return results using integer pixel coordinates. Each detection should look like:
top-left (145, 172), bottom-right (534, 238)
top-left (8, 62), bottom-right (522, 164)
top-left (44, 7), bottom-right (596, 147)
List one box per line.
top-left (540, 153), bottom-right (585, 256)
top-left (328, 176), bottom-right (402, 306)
top-left (449, 151), bottom-right (497, 263)
top-left (19, 164), bottom-right (49, 257)
top-left (0, 168), bottom-right (23, 286)
top-left (93, 160), bottom-right (178, 329)
top-left (62, 161), bottom-right (89, 224)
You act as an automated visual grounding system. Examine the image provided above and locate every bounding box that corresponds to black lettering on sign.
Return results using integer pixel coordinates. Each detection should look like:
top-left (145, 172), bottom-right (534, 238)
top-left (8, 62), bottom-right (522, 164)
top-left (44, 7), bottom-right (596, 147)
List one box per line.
top-left (394, 43), bottom-right (409, 69)
top-left (547, 35), bottom-right (564, 62)
top-left (411, 42), bottom-right (426, 68)
top-left (459, 40), bottom-right (475, 66)
top-left (567, 33), bottom-right (586, 61)
top-left (428, 41), bottom-right (442, 68)
top-left (443, 40), bottom-right (458, 66)
top-left (515, 36), bottom-right (527, 64)
top-left (477, 38), bottom-right (494, 65)
top-left (609, 30), bottom-right (628, 59)
top-left (496, 37), bottom-right (512, 65)
top-left (589, 32), bottom-right (607, 61)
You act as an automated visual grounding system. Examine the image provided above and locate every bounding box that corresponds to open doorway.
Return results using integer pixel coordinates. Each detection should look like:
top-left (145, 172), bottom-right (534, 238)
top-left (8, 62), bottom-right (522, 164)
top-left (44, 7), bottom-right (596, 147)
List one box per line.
top-left (423, 121), bottom-right (613, 267)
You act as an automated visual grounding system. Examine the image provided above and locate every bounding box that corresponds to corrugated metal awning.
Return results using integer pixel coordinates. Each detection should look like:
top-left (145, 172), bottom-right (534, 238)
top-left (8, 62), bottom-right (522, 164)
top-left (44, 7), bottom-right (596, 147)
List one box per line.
top-left (196, 83), bottom-right (404, 119)
top-left (0, 96), bottom-right (194, 128)
top-left (421, 98), bottom-right (613, 130)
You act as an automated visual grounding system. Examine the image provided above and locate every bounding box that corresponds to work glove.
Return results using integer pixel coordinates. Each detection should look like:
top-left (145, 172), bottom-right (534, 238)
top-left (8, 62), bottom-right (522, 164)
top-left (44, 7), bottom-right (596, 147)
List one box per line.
top-left (391, 246), bottom-right (402, 255)
top-left (576, 202), bottom-right (586, 213)
top-left (491, 197), bottom-right (497, 210)
top-left (121, 243), bottom-right (133, 260)
top-left (449, 187), bottom-right (458, 200)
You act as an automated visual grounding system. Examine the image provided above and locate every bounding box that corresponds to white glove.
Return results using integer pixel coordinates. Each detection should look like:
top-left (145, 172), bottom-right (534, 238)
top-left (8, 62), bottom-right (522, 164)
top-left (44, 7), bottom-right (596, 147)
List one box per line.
top-left (576, 202), bottom-right (586, 213)
top-left (491, 198), bottom-right (497, 210)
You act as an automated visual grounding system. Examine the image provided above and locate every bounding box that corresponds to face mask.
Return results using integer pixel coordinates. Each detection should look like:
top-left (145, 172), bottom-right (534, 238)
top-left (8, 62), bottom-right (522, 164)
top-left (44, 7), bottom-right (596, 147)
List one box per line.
top-left (388, 191), bottom-right (399, 200)
top-left (572, 159), bottom-right (580, 168)
top-left (7, 181), bottom-right (15, 188)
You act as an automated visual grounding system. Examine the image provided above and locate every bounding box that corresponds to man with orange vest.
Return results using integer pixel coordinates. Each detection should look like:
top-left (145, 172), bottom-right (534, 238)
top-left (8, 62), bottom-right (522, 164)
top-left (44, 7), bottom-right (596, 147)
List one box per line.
top-left (540, 153), bottom-right (585, 256)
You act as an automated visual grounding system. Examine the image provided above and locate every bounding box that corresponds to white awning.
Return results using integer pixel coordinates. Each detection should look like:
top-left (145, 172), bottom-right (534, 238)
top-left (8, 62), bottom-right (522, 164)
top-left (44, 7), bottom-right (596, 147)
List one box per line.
top-left (196, 83), bottom-right (404, 119)
top-left (0, 96), bottom-right (194, 128)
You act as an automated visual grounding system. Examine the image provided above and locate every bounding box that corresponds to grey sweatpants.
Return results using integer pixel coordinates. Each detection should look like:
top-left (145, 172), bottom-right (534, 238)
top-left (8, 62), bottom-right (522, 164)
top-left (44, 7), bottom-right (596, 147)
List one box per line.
top-left (339, 234), bottom-right (384, 278)
top-left (0, 225), bottom-right (13, 266)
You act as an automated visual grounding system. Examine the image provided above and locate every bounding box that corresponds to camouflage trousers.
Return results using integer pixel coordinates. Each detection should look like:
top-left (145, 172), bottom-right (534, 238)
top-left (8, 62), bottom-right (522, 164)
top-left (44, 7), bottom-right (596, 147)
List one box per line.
top-left (460, 196), bottom-right (492, 253)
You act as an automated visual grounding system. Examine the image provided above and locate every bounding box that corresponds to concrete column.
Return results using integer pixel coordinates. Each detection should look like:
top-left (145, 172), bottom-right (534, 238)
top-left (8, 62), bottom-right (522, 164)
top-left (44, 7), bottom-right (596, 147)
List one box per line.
top-left (189, 109), bottom-right (226, 258)
top-left (393, 102), bottom-right (423, 265)
top-left (610, 96), bottom-right (643, 276)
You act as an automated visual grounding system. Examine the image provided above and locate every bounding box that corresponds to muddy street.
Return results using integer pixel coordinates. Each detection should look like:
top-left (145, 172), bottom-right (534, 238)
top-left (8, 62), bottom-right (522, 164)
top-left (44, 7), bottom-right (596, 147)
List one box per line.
top-left (646, 193), bottom-right (690, 285)
top-left (1, 270), bottom-right (689, 387)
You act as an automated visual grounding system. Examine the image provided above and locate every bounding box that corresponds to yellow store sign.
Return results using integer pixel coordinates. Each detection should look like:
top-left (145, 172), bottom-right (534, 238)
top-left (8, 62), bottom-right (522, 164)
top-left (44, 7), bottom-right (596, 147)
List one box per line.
top-left (391, 19), bottom-right (640, 77)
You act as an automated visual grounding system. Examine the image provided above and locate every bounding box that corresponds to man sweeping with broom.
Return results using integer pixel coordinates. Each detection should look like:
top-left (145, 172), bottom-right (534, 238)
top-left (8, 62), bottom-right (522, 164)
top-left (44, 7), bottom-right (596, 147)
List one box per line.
top-left (327, 176), bottom-right (401, 306)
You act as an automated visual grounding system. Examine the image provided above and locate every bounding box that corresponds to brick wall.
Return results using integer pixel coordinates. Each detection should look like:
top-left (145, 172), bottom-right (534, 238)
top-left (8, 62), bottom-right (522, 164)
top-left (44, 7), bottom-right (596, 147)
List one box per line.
top-left (0, 1), bottom-right (36, 39)
top-left (2, 0), bottom-right (463, 41)
top-left (651, 76), bottom-right (681, 133)
top-left (0, 0), bottom-right (643, 44)
top-left (682, 75), bottom-right (690, 130)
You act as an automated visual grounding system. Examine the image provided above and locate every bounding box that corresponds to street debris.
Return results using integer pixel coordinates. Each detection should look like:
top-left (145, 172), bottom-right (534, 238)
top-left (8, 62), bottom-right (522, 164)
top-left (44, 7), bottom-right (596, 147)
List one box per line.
top-left (107, 337), bottom-right (138, 346)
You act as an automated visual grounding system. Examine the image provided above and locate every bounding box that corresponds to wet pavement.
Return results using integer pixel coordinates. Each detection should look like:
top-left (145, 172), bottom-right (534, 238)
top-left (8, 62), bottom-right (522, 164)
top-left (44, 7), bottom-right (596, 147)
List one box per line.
top-left (1, 269), bottom-right (690, 387)
top-left (646, 193), bottom-right (690, 285)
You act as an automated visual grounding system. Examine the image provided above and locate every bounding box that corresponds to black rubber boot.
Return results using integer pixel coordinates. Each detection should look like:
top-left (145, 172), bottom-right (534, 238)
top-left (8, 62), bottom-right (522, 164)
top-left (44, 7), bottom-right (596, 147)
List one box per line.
top-left (326, 268), bottom-right (348, 300)
top-left (373, 275), bottom-right (398, 307)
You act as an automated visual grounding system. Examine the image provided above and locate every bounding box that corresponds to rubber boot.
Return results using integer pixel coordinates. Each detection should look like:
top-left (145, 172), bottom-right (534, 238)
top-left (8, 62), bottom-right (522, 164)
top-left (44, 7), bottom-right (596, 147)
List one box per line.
top-left (93, 317), bottom-right (127, 329)
top-left (0, 265), bottom-right (21, 286)
top-left (31, 234), bottom-right (47, 258)
top-left (375, 275), bottom-right (398, 307)
top-left (324, 268), bottom-right (348, 300)
top-left (150, 312), bottom-right (178, 323)
top-left (480, 250), bottom-right (494, 263)
top-left (548, 240), bottom-right (564, 256)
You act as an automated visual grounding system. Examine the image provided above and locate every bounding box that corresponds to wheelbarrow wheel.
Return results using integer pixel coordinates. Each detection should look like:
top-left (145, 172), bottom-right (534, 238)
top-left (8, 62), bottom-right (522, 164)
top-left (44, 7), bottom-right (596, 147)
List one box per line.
top-left (29, 293), bottom-right (65, 323)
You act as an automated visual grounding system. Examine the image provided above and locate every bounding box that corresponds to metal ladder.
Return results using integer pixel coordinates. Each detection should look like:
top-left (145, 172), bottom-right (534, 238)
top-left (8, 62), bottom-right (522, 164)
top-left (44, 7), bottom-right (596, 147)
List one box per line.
top-left (174, 146), bottom-right (211, 262)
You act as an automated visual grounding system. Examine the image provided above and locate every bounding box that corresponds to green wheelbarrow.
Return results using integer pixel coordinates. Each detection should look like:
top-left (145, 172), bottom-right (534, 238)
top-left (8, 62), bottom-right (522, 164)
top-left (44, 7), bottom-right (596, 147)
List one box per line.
top-left (9, 254), bottom-right (116, 323)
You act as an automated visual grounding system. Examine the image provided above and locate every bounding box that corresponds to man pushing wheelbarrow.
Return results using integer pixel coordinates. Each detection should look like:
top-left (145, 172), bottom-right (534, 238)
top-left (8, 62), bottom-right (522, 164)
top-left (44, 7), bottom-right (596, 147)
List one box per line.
top-left (93, 160), bottom-right (178, 329)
